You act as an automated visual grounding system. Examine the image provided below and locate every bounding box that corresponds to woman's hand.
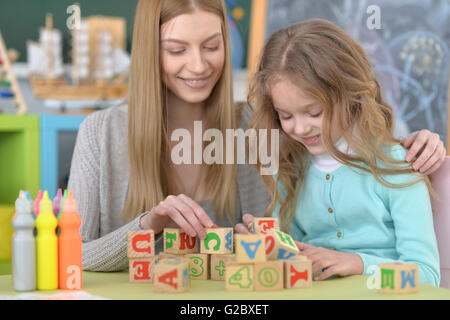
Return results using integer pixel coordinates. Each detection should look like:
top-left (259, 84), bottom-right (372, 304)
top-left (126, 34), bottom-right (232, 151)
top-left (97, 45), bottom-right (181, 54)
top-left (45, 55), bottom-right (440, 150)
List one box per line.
top-left (295, 241), bottom-right (363, 281)
top-left (402, 130), bottom-right (446, 175)
top-left (139, 194), bottom-right (217, 239)
top-left (234, 213), bottom-right (256, 234)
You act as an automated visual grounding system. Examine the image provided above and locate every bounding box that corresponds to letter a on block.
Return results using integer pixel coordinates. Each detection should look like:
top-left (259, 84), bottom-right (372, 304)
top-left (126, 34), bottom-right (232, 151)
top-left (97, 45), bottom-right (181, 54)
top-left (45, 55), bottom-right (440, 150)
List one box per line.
top-left (158, 269), bottom-right (178, 290)
top-left (241, 240), bottom-right (262, 260)
top-left (236, 234), bottom-right (266, 263)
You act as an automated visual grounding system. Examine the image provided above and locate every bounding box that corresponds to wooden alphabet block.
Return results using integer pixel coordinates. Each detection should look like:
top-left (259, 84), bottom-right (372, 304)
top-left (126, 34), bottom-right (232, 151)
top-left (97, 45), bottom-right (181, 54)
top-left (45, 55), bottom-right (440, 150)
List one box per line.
top-left (163, 228), bottom-right (198, 254)
top-left (200, 228), bottom-right (233, 254)
top-left (225, 264), bottom-right (254, 291)
top-left (283, 259), bottom-right (312, 288)
top-left (254, 260), bottom-right (283, 291)
top-left (235, 234), bottom-right (266, 264)
top-left (265, 230), bottom-right (299, 260)
top-left (185, 253), bottom-right (209, 280)
top-left (210, 254), bottom-right (235, 281)
top-left (129, 257), bottom-right (155, 283)
top-left (127, 230), bottom-right (155, 258)
top-left (378, 263), bottom-right (419, 294)
top-left (154, 258), bottom-right (190, 293)
top-left (249, 217), bottom-right (280, 234)
top-left (289, 255), bottom-right (308, 260)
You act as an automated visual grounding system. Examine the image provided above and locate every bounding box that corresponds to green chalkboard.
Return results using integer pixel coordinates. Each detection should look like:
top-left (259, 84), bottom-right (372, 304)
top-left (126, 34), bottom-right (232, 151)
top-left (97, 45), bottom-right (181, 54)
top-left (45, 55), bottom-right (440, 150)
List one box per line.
top-left (0, 0), bottom-right (252, 68)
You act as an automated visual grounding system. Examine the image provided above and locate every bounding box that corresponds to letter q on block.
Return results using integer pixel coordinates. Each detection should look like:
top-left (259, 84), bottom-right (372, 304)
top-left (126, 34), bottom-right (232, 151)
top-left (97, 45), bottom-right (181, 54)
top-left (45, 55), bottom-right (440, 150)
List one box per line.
top-left (127, 230), bottom-right (155, 258)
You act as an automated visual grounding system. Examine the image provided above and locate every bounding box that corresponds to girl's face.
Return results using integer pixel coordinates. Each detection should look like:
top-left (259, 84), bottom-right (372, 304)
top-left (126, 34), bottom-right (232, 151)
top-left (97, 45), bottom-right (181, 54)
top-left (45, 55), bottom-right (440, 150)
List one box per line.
top-left (160, 10), bottom-right (225, 105)
top-left (271, 79), bottom-right (342, 155)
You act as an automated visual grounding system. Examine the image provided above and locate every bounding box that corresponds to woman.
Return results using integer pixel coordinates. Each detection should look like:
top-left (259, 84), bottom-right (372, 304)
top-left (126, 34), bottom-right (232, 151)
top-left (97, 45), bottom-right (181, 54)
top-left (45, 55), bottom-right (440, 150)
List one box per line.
top-left (68, 0), bottom-right (446, 271)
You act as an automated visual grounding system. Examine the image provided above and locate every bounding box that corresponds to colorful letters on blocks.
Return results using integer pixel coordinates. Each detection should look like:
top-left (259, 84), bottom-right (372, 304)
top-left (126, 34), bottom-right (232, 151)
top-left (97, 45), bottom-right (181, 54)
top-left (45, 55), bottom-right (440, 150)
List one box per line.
top-left (200, 228), bottom-right (233, 254)
top-left (265, 229), bottom-right (299, 260)
top-left (124, 217), bottom-right (317, 293)
top-left (254, 260), bottom-right (284, 291)
top-left (235, 234), bottom-right (266, 264)
top-left (154, 258), bottom-right (190, 293)
top-left (249, 217), bottom-right (280, 235)
top-left (127, 230), bottom-right (155, 258)
top-left (283, 259), bottom-right (312, 288)
top-left (378, 263), bottom-right (419, 294)
top-left (129, 257), bottom-right (155, 283)
top-left (185, 253), bottom-right (209, 280)
top-left (164, 228), bottom-right (198, 254)
top-left (58, 191), bottom-right (82, 290)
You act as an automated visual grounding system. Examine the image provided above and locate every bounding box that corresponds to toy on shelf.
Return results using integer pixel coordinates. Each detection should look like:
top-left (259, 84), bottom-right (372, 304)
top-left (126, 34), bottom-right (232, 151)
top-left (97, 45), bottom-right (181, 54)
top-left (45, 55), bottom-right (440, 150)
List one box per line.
top-left (27, 10), bottom-right (129, 100)
top-left (0, 30), bottom-right (27, 114)
top-left (127, 219), bottom-right (314, 293)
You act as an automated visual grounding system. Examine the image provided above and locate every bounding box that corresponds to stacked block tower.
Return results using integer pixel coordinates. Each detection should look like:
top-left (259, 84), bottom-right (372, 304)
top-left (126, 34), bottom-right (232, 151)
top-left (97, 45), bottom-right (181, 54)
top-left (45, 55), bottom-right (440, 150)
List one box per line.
top-left (127, 217), bottom-right (314, 293)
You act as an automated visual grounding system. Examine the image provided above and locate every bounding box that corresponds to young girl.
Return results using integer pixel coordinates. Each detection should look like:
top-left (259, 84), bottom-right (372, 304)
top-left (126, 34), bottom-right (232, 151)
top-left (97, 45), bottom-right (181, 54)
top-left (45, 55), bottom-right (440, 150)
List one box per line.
top-left (242, 19), bottom-right (440, 286)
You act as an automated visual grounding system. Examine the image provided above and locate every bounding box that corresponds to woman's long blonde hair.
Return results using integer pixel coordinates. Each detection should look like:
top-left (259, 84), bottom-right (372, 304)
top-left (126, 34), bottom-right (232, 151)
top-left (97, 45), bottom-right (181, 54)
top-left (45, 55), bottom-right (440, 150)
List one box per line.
top-left (121, 0), bottom-right (237, 224)
top-left (248, 19), bottom-right (431, 232)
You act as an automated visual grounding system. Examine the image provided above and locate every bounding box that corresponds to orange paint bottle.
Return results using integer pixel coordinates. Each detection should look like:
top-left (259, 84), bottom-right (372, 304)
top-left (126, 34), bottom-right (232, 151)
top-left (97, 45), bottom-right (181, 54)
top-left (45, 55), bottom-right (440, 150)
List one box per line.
top-left (58, 190), bottom-right (82, 290)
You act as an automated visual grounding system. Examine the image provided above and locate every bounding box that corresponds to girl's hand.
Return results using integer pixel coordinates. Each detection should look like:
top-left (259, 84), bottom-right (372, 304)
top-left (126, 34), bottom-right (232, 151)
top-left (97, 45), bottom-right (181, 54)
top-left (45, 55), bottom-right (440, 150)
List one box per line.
top-left (139, 194), bottom-right (217, 239)
top-left (234, 213), bottom-right (256, 234)
top-left (295, 241), bottom-right (364, 281)
top-left (401, 130), bottom-right (446, 175)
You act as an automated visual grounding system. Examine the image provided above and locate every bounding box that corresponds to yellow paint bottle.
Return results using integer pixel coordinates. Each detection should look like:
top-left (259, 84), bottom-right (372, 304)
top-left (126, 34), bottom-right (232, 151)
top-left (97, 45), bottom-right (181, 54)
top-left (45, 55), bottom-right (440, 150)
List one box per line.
top-left (35, 191), bottom-right (58, 290)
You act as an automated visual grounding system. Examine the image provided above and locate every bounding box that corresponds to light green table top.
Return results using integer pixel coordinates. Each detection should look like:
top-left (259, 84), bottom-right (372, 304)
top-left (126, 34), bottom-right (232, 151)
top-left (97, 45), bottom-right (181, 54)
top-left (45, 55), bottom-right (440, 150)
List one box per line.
top-left (1, 271), bottom-right (450, 300)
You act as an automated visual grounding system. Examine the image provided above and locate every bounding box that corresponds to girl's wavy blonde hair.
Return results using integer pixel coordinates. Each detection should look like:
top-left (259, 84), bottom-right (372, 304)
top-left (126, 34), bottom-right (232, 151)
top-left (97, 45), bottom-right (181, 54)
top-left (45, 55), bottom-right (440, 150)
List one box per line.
top-left (248, 19), bottom-right (431, 232)
top-left (121, 0), bottom-right (237, 225)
